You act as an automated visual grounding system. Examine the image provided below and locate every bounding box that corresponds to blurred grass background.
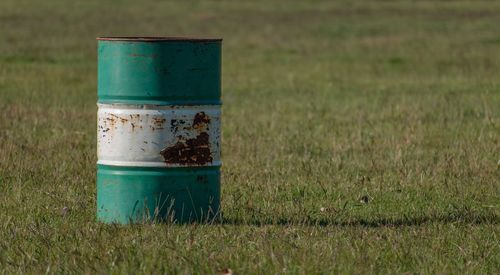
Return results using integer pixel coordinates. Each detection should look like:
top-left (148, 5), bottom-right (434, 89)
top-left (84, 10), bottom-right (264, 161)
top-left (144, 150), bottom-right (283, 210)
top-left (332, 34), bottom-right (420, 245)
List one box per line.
top-left (0, 0), bottom-right (499, 273)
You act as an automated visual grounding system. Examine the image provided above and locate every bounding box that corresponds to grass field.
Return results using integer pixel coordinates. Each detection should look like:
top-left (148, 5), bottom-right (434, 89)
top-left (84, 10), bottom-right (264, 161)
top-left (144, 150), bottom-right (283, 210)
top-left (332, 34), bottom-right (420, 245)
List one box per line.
top-left (0, 0), bottom-right (499, 273)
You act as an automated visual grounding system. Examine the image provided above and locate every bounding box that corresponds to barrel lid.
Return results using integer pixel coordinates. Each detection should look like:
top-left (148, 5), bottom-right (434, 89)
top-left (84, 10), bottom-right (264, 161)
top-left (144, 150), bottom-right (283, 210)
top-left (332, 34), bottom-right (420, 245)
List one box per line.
top-left (97, 36), bottom-right (222, 42)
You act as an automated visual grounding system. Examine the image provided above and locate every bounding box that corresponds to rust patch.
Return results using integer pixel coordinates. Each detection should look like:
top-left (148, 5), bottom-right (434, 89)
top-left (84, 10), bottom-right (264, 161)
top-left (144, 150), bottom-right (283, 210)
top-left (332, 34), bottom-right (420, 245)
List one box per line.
top-left (160, 132), bottom-right (212, 165)
top-left (170, 119), bottom-right (187, 132)
top-left (160, 112), bottom-right (212, 165)
top-left (152, 117), bottom-right (166, 127)
top-left (193, 112), bottom-right (210, 129)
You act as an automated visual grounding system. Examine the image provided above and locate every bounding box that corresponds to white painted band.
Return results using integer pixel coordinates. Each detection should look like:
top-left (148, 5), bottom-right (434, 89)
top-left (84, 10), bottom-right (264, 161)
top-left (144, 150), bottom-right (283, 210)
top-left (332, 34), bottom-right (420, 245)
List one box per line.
top-left (97, 104), bottom-right (221, 167)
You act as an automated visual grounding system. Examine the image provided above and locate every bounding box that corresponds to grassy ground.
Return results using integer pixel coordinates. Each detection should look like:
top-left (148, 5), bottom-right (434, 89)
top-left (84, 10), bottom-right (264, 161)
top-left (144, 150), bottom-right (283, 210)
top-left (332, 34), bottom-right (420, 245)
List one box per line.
top-left (0, 0), bottom-right (499, 273)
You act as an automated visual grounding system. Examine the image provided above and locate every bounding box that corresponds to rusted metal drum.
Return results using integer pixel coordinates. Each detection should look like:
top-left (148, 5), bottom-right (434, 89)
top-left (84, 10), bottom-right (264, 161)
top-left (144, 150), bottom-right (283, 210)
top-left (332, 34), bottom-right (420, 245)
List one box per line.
top-left (96, 37), bottom-right (222, 224)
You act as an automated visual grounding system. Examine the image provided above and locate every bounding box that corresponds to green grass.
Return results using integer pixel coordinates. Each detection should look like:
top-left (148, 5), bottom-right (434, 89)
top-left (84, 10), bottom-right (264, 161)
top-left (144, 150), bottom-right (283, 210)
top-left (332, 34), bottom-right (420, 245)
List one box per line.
top-left (0, 0), bottom-right (499, 273)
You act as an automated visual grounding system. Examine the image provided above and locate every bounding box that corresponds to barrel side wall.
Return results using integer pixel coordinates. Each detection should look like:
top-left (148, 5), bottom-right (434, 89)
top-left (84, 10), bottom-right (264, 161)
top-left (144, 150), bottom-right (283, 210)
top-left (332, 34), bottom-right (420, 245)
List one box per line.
top-left (97, 41), bottom-right (221, 105)
top-left (97, 40), bottom-right (222, 224)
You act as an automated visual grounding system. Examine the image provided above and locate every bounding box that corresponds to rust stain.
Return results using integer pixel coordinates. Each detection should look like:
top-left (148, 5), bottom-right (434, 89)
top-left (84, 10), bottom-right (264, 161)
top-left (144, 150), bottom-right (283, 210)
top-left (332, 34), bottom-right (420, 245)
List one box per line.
top-left (192, 112), bottom-right (210, 130)
top-left (152, 117), bottom-right (167, 128)
top-left (104, 115), bottom-right (116, 129)
top-left (110, 114), bottom-right (129, 123)
top-left (160, 112), bottom-right (212, 165)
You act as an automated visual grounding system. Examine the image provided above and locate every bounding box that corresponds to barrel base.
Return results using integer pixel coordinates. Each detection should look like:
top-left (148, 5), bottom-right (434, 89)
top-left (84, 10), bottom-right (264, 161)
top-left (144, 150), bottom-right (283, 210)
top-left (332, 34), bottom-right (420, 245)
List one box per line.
top-left (96, 164), bottom-right (220, 224)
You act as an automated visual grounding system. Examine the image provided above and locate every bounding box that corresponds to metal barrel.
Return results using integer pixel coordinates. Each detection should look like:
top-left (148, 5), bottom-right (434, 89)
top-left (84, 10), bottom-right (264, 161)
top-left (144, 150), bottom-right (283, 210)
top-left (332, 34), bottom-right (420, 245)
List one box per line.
top-left (96, 37), bottom-right (222, 224)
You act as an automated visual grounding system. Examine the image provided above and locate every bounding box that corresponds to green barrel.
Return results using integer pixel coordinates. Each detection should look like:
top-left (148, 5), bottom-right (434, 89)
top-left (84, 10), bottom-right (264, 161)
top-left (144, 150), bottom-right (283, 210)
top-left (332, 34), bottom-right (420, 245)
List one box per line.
top-left (96, 37), bottom-right (222, 224)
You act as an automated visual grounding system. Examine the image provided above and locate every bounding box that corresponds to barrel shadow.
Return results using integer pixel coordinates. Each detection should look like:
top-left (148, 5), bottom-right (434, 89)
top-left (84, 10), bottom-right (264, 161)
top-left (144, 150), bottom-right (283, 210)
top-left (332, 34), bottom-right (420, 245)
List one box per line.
top-left (219, 212), bottom-right (499, 228)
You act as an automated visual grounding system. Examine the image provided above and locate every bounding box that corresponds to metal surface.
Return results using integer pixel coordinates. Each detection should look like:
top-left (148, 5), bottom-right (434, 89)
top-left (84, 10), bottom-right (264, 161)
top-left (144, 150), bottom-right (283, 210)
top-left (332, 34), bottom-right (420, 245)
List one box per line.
top-left (96, 37), bottom-right (222, 224)
top-left (97, 104), bottom-right (221, 167)
top-left (97, 165), bottom-right (220, 224)
top-left (97, 37), bottom-right (221, 105)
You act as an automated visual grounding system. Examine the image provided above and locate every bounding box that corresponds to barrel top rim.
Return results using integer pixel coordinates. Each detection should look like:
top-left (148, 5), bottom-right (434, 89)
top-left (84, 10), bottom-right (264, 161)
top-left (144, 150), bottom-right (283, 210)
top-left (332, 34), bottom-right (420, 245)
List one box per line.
top-left (96, 36), bottom-right (222, 42)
